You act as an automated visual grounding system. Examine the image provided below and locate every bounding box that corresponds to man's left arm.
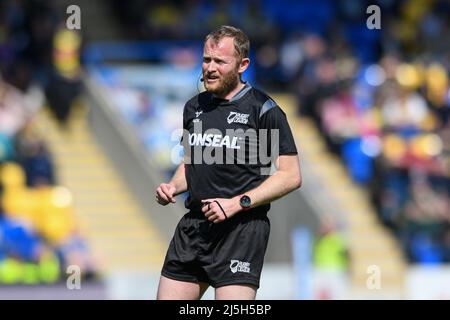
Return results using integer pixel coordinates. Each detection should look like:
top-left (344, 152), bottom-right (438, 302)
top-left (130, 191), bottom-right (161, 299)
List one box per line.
top-left (202, 154), bottom-right (301, 223)
top-left (244, 154), bottom-right (301, 207)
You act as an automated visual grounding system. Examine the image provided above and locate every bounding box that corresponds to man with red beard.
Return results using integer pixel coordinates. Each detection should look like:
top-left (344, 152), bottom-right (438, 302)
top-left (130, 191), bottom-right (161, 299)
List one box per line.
top-left (156, 26), bottom-right (301, 300)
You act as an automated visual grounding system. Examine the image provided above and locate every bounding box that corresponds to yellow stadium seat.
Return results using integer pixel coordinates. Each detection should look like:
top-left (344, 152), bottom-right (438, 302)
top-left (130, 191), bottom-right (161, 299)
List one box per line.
top-left (1, 162), bottom-right (37, 222)
top-left (33, 186), bottom-right (76, 245)
top-left (0, 162), bottom-right (26, 188)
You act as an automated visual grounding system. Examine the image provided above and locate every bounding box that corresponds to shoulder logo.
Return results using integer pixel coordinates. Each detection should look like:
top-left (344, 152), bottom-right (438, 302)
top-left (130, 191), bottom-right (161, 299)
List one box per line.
top-left (230, 260), bottom-right (251, 273)
top-left (227, 112), bottom-right (249, 125)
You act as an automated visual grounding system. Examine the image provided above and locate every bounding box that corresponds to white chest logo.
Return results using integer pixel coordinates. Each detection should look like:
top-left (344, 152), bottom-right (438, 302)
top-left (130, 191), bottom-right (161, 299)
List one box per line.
top-left (195, 110), bottom-right (203, 117)
top-left (227, 112), bottom-right (249, 124)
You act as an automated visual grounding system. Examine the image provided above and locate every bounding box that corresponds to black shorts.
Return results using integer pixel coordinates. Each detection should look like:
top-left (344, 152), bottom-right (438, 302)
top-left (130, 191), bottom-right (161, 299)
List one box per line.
top-left (161, 208), bottom-right (270, 289)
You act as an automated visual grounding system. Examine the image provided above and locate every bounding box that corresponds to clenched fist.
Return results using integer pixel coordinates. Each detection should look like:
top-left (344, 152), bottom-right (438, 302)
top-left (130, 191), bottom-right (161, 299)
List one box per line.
top-left (156, 183), bottom-right (177, 205)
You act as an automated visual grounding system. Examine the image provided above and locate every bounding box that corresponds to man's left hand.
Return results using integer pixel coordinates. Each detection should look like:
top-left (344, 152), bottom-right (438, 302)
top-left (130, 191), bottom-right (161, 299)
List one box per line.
top-left (201, 197), bottom-right (241, 223)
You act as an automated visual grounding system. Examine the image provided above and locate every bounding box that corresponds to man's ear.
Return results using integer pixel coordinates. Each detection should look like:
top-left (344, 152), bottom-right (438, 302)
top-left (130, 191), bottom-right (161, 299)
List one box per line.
top-left (238, 57), bottom-right (250, 74)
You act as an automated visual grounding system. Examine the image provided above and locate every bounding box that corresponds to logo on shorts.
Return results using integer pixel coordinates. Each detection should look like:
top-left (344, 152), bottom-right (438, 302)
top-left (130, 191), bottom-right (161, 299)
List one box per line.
top-left (230, 260), bottom-right (251, 273)
top-left (227, 112), bottom-right (249, 124)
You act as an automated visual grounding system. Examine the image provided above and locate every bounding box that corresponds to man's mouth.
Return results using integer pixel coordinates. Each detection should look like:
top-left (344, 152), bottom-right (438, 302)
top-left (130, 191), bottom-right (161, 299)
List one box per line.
top-left (206, 75), bottom-right (220, 83)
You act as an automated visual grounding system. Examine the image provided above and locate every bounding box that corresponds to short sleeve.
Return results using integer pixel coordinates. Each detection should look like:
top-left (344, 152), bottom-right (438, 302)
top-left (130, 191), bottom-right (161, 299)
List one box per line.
top-left (259, 104), bottom-right (298, 156)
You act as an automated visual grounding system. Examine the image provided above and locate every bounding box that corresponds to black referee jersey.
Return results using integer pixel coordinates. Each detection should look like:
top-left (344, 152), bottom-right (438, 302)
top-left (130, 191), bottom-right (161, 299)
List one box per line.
top-left (181, 82), bottom-right (298, 212)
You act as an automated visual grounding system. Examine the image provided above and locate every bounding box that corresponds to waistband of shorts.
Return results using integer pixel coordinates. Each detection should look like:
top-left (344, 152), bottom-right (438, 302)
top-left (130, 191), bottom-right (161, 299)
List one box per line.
top-left (185, 204), bottom-right (269, 220)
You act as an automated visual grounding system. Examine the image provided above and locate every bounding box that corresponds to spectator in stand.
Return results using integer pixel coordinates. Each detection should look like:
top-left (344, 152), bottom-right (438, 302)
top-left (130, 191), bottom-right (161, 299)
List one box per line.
top-left (0, 73), bottom-right (29, 138)
top-left (313, 218), bottom-right (349, 299)
top-left (45, 26), bottom-right (82, 128)
top-left (15, 127), bottom-right (55, 187)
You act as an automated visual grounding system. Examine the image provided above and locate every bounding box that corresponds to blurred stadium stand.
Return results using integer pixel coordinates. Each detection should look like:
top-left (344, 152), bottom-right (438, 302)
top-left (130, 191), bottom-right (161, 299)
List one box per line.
top-left (0, 0), bottom-right (449, 299)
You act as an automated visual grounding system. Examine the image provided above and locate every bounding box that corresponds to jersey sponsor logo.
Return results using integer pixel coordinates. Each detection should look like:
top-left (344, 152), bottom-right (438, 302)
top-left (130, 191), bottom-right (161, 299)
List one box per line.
top-left (230, 260), bottom-right (251, 273)
top-left (178, 122), bottom-right (280, 175)
top-left (227, 112), bottom-right (249, 125)
top-left (188, 133), bottom-right (240, 149)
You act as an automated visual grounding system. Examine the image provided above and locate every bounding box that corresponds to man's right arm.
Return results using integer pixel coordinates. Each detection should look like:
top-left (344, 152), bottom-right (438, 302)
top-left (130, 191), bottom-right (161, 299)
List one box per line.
top-left (155, 162), bottom-right (187, 205)
top-left (169, 162), bottom-right (187, 196)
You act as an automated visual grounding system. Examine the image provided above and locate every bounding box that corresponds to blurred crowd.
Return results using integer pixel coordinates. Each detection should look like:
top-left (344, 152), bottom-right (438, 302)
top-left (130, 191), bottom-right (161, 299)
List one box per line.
top-left (0, 0), bottom-right (96, 284)
top-left (0, 0), bottom-right (82, 126)
top-left (287, 1), bottom-right (450, 264)
top-left (109, 0), bottom-right (450, 264)
top-left (1, 0), bottom-right (448, 272)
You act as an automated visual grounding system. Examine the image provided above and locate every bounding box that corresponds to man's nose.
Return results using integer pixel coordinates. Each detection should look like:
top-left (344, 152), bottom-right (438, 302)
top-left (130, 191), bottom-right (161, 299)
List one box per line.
top-left (206, 61), bottom-right (217, 72)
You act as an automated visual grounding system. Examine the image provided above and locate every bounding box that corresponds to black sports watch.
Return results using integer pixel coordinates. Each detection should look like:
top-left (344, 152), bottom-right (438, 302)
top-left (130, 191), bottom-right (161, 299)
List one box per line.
top-left (239, 195), bottom-right (252, 210)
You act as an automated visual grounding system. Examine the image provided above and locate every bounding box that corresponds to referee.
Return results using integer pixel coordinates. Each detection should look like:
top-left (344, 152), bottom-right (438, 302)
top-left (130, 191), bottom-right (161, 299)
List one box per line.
top-left (156, 25), bottom-right (302, 300)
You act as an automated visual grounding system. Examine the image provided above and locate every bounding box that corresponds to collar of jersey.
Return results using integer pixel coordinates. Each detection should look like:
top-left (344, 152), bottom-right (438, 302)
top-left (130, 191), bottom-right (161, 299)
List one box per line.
top-left (211, 82), bottom-right (252, 105)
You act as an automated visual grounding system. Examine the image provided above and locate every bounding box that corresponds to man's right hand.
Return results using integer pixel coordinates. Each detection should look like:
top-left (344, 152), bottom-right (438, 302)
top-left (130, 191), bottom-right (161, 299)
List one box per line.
top-left (156, 183), bottom-right (177, 205)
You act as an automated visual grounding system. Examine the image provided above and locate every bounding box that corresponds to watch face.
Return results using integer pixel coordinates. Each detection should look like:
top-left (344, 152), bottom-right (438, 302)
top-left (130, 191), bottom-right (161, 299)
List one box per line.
top-left (240, 195), bottom-right (251, 208)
